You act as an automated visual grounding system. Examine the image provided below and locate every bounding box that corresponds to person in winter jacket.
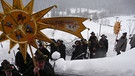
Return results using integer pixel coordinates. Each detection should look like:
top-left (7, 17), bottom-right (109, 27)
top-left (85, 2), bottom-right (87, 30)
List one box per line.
top-left (81, 38), bottom-right (88, 59)
top-left (2, 64), bottom-right (21, 76)
top-left (49, 39), bottom-right (58, 60)
top-left (0, 60), bottom-right (10, 75)
top-left (71, 40), bottom-right (83, 60)
top-left (15, 48), bottom-right (33, 75)
top-left (115, 32), bottom-right (127, 55)
top-left (36, 43), bottom-right (50, 61)
top-left (129, 34), bottom-right (135, 49)
top-left (96, 40), bottom-right (107, 58)
top-left (99, 34), bottom-right (108, 52)
top-left (88, 32), bottom-right (98, 58)
top-left (23, 53), bottom-right (54, 76)
top-left (57, 39), bottom-right (66, 60)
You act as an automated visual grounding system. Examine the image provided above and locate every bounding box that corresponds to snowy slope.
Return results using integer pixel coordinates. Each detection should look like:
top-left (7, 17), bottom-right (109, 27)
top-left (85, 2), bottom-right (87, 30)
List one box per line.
top-left (0, 15), bottom-right (135, 61)
top-left (0, 15), bottom-right (135, 76)
top-left (54, 48), bottom-right (135, 76)
top-left (51, 15), bottom-right (135, 76)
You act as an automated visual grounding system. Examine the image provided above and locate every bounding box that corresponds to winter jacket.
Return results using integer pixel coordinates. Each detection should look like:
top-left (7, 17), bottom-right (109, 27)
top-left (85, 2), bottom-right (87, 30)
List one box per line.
top-left (99, 38), bottom-right (108, 52)
top-left (23, 64), bottom-right (55, 76)
top-left (38, 47), bottom-right (50, 61)
top-left (57, 43), bottom-right (66, 60)
top-left (88, 36), bottom-right (98, 53)
top-left (1, 71), bottom-right (21, 76)
top-left (0, 66), bottom-right (4, 76)
top-left (15, 51), bottom-right (33, 74)
top-left (96, 41), bottom-right (107, 58)
top-left (115, 37), bottom-right (127, 52)
top-left (129, 34), bottom-right (135, 48)
top-left (71, 45), bottom-right (83, 60)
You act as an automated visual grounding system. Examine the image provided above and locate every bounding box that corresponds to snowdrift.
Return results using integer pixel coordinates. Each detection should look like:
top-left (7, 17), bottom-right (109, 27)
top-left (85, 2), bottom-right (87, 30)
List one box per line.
top-left (54, 48), bottom-right (135, 76)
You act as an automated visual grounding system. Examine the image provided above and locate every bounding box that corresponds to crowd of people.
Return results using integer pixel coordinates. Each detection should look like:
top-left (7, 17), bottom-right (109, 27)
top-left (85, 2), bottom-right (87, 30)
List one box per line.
top-left (71, 32), bottom-right (108, 60)
top-left (71, 31), bottom-right (135, 59)
top-left (0, 38), bottom-right (67, 76)
top-left (0, 31), bottom-right (135, 76)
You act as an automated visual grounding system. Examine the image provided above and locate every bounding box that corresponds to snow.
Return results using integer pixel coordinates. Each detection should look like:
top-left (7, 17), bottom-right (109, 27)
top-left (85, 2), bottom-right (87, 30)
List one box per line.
top-left (51, 51), bottom-right (61, 60)
top-left (0, 15), bottom-right (135, 76)
top-left (53, 49), bottom-right (135, 76)
top-left (51, 15), bottom-right (135, 76)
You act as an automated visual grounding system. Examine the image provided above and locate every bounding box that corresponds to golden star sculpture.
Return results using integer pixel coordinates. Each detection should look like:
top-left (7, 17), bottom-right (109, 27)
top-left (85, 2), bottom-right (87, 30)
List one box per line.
top-left (0, 0), bottom-right (87, 60)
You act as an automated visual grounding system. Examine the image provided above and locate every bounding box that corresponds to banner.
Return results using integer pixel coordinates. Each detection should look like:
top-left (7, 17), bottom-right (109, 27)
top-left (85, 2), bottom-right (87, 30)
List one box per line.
top-left (39, 17), bottom-right (87, 38)
top-left (0, 12), bottom-right (4, 22)
top-left (32, 5), bottom-right (57, 22)
top-left (1, 0), bottom-right (12, 14)
top-left (0, 33), bottom-right (8, 42)
top-left (114, 21), bottom-right (121, 35)
top-left (0, 0), bottom-right (87, 62)
top-left (35, 31), bottom-right (53, 43)
top-left (13, 0), bottom-right (24, 9)
top-left (8, 40), bottom-right (17, 53)
top-left (23, 0), bottom-right (34, 14)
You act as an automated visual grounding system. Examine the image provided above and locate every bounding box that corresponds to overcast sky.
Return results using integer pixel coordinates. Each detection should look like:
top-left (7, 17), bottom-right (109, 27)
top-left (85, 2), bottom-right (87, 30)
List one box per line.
top-left (0, 0), bottom-right (135, 16)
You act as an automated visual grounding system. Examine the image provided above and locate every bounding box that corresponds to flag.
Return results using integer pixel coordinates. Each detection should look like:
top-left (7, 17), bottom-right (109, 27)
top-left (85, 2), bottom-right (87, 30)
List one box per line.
top-left (114, 21), bottom-right (121, 35)
top-left (39, 17), bottom-right (87, 38)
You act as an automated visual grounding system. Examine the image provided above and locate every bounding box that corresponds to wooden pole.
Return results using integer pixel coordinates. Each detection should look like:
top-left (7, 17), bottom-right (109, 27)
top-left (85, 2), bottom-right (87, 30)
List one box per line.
top-left (87, 28), bottom-right (90, 41)
top-left (99, 24), bottom-right (102, 38)
top-left (113, 35), bottom-right (118, 51)
top-left (29, 44), bottom-right (40, 76)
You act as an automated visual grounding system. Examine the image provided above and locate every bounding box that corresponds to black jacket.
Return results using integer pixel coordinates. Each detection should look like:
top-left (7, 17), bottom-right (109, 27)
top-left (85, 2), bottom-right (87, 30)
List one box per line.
top-left (38, 47), bottom-right (50, 61)
top-left (57, 44), bottom-right (66, 60)
top-left (1, 71), bottom-right (21, 76)
top-left (15, 51), bottom-right (33, 74)
top-left (23, 64), bottom-right (55, 76)
top-left (71, 45), bottom-right (83, 60)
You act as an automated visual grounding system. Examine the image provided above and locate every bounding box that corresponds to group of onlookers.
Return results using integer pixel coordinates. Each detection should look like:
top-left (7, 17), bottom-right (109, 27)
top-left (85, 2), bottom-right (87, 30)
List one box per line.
top-left (71, 31), bottom-right (108, 60)
top-left (71, 31), bottom-right (135, 59)
top-left (0, 39), bottom-right (66, 76)
top-left (115, 32), bottom-right (135, 55)
top-left (0, 31), bottom-right (135, 76)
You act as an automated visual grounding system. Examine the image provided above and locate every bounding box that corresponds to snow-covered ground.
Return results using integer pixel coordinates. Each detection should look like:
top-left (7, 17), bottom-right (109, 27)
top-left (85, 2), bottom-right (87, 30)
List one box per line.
top-left (49, 15), bottom-right (135, 76)
top-left (53, 48), bottom-right (135, 76)
top-left (0, 15), bottom-right (135, 76)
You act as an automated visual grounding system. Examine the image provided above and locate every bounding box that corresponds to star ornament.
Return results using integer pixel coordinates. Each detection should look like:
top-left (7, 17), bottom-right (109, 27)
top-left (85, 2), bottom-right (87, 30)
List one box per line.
top-left (0, 0), bottom-right (87, 60)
